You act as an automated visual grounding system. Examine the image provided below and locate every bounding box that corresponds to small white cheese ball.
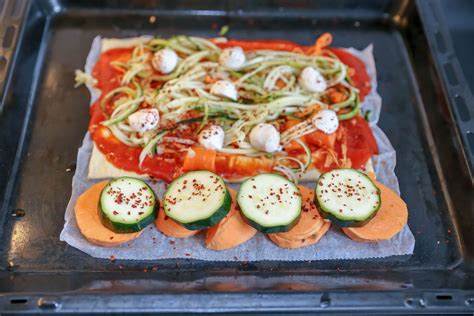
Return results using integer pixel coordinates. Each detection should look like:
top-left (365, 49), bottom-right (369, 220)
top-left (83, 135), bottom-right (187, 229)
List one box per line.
top-left (128, 108), bottom-right (160, 133)
top-left (210, 80), bottom-right (238, 101)
top-left (198, 124), bottom-right (225, 150)
top-left (298, 66), bottom-right (327, 93)
top-left (152, 48), bottom-right (178, 74)
top-left (219, 47), bottom-right (246, 70)
top-left (249, 123), bottom-right (282, 153)
top-left (311, 109), bottom-right (339, 134)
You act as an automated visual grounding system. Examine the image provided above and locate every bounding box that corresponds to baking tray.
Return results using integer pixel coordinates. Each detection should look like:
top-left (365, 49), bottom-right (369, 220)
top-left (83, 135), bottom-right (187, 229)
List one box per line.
top-left (0, 0), bottom-right (473, 313)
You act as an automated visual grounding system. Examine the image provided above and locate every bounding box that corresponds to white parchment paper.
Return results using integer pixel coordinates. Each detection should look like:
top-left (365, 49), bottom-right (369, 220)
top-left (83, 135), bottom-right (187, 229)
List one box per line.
top-left (60, 37), bottom-right (415, 261)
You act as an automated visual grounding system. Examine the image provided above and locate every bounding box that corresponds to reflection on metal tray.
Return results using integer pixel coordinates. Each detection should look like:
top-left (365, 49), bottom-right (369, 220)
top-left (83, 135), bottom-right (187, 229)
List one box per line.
top-left (0, 0), bottom-right (473, 313)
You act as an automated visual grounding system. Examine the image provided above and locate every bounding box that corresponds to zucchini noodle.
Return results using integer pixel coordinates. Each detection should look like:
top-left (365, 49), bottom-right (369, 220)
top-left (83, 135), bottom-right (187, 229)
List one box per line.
top-left (92, 35), bottom-right (363, 161)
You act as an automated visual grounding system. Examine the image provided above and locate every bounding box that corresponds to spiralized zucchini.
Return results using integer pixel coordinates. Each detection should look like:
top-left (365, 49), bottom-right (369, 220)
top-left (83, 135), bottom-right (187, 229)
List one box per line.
top-left (93, 35), bottom-right (362, 166)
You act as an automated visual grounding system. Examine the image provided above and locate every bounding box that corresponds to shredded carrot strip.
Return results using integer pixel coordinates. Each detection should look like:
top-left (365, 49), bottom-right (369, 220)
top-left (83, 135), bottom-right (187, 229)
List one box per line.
top-left (327, 88), bottom-right (348, 104)
top-left (307, 32), bottom-right (333, 56)
top-left (294, 103), bottom-right (322, 118)
top-left (292, 47), bottom-right (305, 54)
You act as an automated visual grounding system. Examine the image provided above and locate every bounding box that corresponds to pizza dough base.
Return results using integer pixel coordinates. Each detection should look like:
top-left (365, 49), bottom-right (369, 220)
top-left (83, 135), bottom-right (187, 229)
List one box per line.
top-left (88, 37), bottom-right (375, 182)
top-left (88, 143), bottom-right (374, 182)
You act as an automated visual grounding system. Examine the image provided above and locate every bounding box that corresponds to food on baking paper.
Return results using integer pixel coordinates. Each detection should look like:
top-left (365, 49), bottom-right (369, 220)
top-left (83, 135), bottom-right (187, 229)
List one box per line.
top-left (237, 173), bottom-right (302, 233)
top-left (341, 174), bottom-right (408, 242)
top-left (268, 186), bottom-right (330, 249)
top-left (75, 168), bottom-right (408, 248)
top-left (75, 181), bottom-right (142, 246)
top-left (72, 33), bottom-right (408, 251)
top-left (205, 188), bottom-right (257, 250)
top-left (315, 168), bottom-right (381, 227)
top-left (163, 170), bottom-right (231, 230)
top-left (99, 177), bottom-right (158, 233)
top-left (155, 206), bottom-right (200, 238)
top-left (78, 33), bottom-right (378, 183)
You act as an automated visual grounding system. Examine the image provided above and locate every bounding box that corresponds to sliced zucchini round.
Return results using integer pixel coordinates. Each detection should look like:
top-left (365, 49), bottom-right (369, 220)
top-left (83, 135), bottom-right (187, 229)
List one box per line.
top-left (163, 171), bottom-right (231, 230)
top-left (99, 177), bottom-right (158, 233)
top-left (237, 173), bottom-right (302, 233)
top-left (314, 168), bottom-right (381, 227)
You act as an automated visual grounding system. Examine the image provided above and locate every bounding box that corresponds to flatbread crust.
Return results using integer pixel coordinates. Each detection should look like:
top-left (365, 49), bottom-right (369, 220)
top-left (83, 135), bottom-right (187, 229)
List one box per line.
top-left (88, 144), bottom-right (148, 179)
top-left (88, 144), bottom-right (374, 181)
top-left (87, 37), bottom-right (376, 182)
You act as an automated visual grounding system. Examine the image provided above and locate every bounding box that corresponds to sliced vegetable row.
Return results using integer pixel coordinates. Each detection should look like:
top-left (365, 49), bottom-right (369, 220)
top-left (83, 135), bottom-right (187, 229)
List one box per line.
top-left (74, 168), bottom-right (408, 250)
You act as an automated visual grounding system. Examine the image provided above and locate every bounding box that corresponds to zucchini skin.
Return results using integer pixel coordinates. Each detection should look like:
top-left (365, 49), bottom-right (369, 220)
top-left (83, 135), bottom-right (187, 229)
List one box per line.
top-left (314, 168), bottom-right (381, 227)
top-left (242, 213), bottom-right (301, 234)
top-left (99, 199), bottom-right (158, 234)
top-left (178, 189), bottom-right (232, 230)
top-left (315, 205), bottom-right (376, 227)
top-left (98, 177), bottom-right (158, 234)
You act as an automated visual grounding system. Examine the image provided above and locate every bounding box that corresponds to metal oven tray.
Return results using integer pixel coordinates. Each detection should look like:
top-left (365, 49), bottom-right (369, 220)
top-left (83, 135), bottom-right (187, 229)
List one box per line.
top-left (0, 0), bottom-right (473, 313)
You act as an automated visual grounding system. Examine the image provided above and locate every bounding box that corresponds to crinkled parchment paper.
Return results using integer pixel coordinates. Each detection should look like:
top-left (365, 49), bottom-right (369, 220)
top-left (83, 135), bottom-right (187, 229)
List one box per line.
top-left (60, 37), bottom-right (415, 260)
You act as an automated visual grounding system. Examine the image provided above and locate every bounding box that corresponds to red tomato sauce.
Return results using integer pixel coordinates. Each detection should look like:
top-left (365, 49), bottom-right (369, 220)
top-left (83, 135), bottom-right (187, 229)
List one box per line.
top-left (89, 40), bottom-right (376, 182)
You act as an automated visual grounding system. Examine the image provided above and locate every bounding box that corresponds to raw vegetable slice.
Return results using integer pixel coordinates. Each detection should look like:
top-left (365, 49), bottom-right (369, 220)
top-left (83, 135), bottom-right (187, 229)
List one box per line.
top-left (237, 173), bottom-right (302, 233)
top-left (342, 179), bottom-right (408, 242)
top-left (182, 147), bottom-right (217, 173)
top-left (268, 222), bottom-right (331, 249)
top-left (75, 181), bottom-right (142, 246)
top-left (99, 177), bottom-right (158, 233)
top-left (315, 168), bottom-right (381, 227)
top-left (163, 170), bottom-right (231, 230)
top-left (155, 207), bottom-right (200, 238)
top-left (205, 188), bottom-right (257, 250)
top-left (269, 186), bottom-right (324, 241)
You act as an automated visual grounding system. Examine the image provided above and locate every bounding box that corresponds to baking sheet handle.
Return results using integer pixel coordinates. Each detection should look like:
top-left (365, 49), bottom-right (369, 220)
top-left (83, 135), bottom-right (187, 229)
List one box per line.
top-left (417, 0), bottom-right (474, 184)
top-left (0, 0), bottom-right (28, 113)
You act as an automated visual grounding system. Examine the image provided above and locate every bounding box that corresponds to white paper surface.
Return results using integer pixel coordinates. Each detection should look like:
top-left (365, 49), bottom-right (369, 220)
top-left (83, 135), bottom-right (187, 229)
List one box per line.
top-left (60, 37), bottom-right (415, 261)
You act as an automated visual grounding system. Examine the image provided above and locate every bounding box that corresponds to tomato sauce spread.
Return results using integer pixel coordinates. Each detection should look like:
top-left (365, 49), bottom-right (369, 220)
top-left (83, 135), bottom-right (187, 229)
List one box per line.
top-left (89, 39), bottom-right (376, 182)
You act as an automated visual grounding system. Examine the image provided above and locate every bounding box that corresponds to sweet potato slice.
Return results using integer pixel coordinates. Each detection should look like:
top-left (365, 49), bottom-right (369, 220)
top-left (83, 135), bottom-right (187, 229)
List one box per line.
top-left (268, 186), bottom-right (330, 248)
top-left (205, 188), bottom-right (257, 250)
top-left (155, 206), bottom-right (200, 238)
top-left (342, 179), bottom-right (408, 242)
top-left (271, 186), bottom-right (324, 241)
top-left (269, 222), bottom-right (331, 249)
top-left (75, 181), bottom-right (141, 246)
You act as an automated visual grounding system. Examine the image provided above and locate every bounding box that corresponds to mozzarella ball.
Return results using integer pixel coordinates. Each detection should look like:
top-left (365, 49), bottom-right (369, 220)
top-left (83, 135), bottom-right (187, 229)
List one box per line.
top-left (198, 124), bottom-right (225, 150)
top-left (128, 108), bottom-right (160, 132)
top-left (311, 109), bottom-right (339, 134)
top-left (219, 47), bottom-right (246, 70)
top-left (298, 66), bottom-right (327, 93)
top-left (152, 48), bottom-right (178, 74)
top-left (210, 80), bottom-right (238, 101)
top-left (249, 123), bottom-right (282, 153)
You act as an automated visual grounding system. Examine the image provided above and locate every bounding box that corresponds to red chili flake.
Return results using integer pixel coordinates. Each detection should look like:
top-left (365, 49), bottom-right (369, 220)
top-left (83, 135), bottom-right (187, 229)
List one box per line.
top-left (109, 255), bottom-right (116, 262)
top-left (109, 236), bottom-right (114, 240)
top-left (185, 253), bottom-right (191, 257)
top-left (169, 240), bottom-right (175, 245)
